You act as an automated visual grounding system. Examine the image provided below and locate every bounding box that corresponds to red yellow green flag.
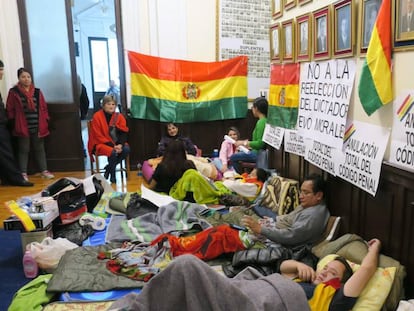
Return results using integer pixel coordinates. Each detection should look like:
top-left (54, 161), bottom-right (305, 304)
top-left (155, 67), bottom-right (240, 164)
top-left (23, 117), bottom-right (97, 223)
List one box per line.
top-left (267, 63), bottom-right (300, 129)
top-left (358, 0), bottom-right (393, 116)
top-left (127, 51), bottom-right (248, 122)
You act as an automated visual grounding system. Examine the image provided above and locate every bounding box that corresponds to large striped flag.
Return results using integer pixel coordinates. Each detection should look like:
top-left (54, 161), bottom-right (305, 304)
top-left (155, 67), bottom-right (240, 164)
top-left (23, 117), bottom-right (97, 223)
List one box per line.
top-left (358, 0), bottom-right (393, 116)
top-left (127, 51), bottom-right (248, 122)
top-left (267, 63), bottom-right (300, 129)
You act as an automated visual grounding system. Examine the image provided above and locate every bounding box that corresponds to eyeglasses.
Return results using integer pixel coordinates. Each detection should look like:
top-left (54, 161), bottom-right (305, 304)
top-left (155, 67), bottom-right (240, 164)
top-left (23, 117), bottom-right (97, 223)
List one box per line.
top-left (300, 190), bottom-right (314, 196)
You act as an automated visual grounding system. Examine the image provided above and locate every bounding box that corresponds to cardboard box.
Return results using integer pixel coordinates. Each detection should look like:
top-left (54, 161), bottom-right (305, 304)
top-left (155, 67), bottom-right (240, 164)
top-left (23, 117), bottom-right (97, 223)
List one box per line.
top-left (20, 224), bottom-right (53, 253)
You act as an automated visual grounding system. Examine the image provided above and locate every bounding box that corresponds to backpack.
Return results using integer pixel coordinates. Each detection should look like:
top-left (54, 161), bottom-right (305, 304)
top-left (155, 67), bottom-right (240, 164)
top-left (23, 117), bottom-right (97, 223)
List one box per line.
top-left (259, 176), bottom-right (300, 215)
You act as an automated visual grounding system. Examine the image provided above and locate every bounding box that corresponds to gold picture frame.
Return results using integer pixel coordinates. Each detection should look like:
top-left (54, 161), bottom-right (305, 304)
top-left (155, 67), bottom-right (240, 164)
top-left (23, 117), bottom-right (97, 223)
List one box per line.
top-left (272, 0), bottom-right (283, 19)
top-left (333, 0), bottom-right (355, 58)
top-left (313, 6), bottom-right (331, 60)
top-left (282, 19), bottom-right (295, 63)
top-left (270, 23), bottom-right (281, 62)
top-left (284, 0), bottom-right (297, 11)
top-left (360, 0), bottom-right (381, 54)
top-left (395, 0), bottom-right (414, 45)
top-left (296, 13), bottom-right (312, 62)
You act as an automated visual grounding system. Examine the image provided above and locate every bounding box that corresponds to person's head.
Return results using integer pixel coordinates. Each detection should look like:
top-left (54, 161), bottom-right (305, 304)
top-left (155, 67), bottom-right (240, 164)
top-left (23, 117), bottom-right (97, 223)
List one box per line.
top-left (227, 126), bottom-right (240, 141)
top-left (255, 168), bottom-right (270, 183)
top-left (252, 96), bottom-right (268, 117)
top-left (408, 0), bottom-right (414, 13)
top-left (319, 17), bottom-right (326, 36)
top-left (340, 17), bottom-right (349, 35)
top-left (314, 256), bottom-right (354, 285)
top-left (165, 122), bottom-right (179, 137)
top-left (0, 60), bottom-right (4, 80)
top-left (299, 174), bottom-right (326, 208)
top-left (162, 139), bottom-right (188, 174)
top-left (101, 95), bottom-right (117, 114)
top-left (17, 67), bottom-right (32, 87)
top-left (109, 79), bottom-right (117, 88)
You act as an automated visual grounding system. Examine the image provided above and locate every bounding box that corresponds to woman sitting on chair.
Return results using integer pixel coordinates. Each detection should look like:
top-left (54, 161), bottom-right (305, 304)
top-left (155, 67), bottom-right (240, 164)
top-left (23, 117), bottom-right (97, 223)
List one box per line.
top-left (88, 95), bottom-right (130, 183)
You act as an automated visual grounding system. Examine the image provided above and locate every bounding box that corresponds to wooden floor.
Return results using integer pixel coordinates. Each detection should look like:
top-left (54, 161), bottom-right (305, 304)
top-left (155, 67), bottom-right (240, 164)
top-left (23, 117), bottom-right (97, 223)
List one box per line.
top-left (0, 170), bottom-right (146, 229)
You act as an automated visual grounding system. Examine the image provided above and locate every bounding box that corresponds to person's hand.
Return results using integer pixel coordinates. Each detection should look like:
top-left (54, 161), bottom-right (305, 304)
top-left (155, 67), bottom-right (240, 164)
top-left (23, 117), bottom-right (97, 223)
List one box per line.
top-left (114, 144), bottom-right (122, 153)
top-left (241, 215), bottom-right (261, 235)
top-left (235, 140), bottom-right (248, 148)
top-left (295, 262), bottom-right (316, 282)
top-left (367, 238), bottom-right (381, 253)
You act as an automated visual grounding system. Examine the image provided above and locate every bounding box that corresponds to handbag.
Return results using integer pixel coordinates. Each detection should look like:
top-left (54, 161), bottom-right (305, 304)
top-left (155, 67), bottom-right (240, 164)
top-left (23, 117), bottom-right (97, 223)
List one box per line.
top-left (55, 183), bottom-right (87, 225)
top-left (109, 113), bottom-right (119, 142)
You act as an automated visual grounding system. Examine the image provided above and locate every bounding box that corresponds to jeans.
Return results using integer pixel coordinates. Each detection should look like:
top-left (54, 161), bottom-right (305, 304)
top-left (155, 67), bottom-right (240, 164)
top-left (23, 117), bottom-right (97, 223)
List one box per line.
top-left (229, 151), bottom-right (257, 174)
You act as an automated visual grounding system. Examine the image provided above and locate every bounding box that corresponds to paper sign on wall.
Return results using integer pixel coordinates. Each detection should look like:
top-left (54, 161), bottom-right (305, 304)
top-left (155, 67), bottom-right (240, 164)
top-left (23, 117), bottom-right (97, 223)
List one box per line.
top-left (263, 123), bottom-right (285, 150)
top-left (284, 129), bottom-right (306, 157)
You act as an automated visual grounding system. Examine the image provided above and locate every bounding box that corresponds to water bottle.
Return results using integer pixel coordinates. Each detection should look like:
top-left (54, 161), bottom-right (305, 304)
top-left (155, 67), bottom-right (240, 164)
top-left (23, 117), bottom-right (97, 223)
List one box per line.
top-left (23, 250), bottom-right (38, 278)
top-left (136, 163), bottom-right (143, 177)
top-left (212, 149), bottom-right (219, 158)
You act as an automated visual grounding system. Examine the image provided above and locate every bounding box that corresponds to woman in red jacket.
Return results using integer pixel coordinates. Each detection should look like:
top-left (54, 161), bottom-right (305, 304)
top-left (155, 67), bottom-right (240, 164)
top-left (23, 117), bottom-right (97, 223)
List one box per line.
top-left (88, 95), bottom-right (130, 183)
top-left (6, 67), bottom-right (54, 181)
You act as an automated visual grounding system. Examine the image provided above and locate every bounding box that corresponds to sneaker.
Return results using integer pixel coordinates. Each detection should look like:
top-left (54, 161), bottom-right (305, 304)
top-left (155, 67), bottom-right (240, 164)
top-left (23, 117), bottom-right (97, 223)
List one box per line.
top-left (22, 173), bottom-right (29, 181)
top-left (79, 213), bottom-right (106, 231)
top-left (41, 170), bottom-right (55, 179)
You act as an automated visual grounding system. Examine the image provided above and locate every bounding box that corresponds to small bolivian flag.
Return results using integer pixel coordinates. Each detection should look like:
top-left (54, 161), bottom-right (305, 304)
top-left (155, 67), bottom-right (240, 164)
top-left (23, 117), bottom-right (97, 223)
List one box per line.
top-left (127, 51), bottom-right (248, 122)
top-left (267, 63), bottom-right (300, 129)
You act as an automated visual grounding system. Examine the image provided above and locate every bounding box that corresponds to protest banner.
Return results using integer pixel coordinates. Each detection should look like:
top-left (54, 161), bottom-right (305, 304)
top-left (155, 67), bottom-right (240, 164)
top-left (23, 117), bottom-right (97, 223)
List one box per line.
top-left (297, 59), bottom-right (356, 149)
top-left (263, 124), bottom-right (285, 150)
top-left (337, 120), bottom-right (390, 196)
top-left (284, 129), bottom-right (306, 156)
top-left (389, 91), bottom-right (414, 172)
top-left (305, 139), bottom-right (339, 176)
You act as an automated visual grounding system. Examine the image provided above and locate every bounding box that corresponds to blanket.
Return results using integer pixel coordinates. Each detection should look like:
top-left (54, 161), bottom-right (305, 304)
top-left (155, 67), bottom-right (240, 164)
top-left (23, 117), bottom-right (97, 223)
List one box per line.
top-left (119, 200), bottom-right (212, 242)
top-left (169, 169), bottom-right (229, 204)
top-left (108, 255), bottom-right (310, 311)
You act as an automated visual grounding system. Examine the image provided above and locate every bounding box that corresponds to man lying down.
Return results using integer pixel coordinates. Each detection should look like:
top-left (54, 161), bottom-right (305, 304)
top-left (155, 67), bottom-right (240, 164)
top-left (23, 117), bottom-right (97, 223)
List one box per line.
top-left (108, 239), bottom-right (381, 311)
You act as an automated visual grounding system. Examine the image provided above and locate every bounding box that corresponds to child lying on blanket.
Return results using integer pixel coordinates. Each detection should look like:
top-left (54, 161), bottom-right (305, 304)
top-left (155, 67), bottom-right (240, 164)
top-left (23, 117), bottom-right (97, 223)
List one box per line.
top-left (222, 168), bottom-right (270, 201)
top-left (108, 239), bottom-right (382, 311)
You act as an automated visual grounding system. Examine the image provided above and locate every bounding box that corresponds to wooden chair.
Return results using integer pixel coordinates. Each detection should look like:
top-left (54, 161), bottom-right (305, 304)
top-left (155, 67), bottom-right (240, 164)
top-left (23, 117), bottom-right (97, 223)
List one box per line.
top-left (87, 120), bottom-right (130, 179)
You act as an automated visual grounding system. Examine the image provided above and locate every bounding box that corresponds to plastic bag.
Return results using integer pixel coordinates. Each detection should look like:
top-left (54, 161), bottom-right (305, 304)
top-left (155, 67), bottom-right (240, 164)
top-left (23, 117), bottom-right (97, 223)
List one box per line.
top-left (27, 237), bottom-right (78, 271)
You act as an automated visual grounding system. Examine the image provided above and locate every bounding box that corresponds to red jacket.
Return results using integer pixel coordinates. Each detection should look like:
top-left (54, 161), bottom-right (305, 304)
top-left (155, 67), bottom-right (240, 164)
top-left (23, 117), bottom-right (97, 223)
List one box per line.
top-left (88, 110), bottom-right (129, 158)
top-left (6, 86), bottom-right (50, 138)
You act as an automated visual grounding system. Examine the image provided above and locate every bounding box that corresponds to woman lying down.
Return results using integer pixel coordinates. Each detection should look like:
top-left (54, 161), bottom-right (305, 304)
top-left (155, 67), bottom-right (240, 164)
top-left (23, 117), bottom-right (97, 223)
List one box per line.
top-left (108, 239), bottom-right (381, 311)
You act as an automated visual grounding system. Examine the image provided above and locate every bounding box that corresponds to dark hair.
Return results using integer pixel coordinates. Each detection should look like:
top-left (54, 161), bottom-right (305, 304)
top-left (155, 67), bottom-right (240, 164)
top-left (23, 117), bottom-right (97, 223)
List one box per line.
top-left (165, 122), bottom-right (179, 137)
top-left (304, 173), bottom-right (326, 197)
top-left (162, 140), bottom-right (194, 177)
top-left (17, 67), bottom-right (31, 78)
top-left (0, 60), bottom-right (4, 68)
top-left (333, 256), bottom-right (354, 283)
top-left (252, 96), bottom-right (268, 116)
top-left (256, 168), bottom-right (270, 183)
top-left (227, 126), bottom-right (240, 138)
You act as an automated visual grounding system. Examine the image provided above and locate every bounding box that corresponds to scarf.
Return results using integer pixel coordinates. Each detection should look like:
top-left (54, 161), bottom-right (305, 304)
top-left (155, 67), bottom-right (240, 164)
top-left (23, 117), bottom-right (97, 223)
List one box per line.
top-left (16, 83), bottom-right (36, 111)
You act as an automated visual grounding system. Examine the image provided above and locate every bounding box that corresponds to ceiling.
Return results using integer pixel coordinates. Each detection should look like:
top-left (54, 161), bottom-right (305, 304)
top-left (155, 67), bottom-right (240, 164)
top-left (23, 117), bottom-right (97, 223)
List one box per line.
top-left (72, 0), bottom-right (114, 22)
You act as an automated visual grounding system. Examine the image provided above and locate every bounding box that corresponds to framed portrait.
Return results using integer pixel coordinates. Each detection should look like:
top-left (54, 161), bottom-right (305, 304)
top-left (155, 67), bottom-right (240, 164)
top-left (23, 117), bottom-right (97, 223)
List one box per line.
top-left (360, 0), bottom-right (381, 53)
top-left (333, 0), bottom-right (355, 58)
top-left (296, 13), bottom-right (312, 61)
top-left (284, 0), bottom-right (297, 11)
top-left (272, 0), bottom-right (283, 19)
top-left (282, 19), bottom-right (295, 62)
top-left (270, 23), bottom-right (281, 62)
top-left (313, 6), bottom-right (331, 60)
top-left (394, 0), bottom-right (414, 49)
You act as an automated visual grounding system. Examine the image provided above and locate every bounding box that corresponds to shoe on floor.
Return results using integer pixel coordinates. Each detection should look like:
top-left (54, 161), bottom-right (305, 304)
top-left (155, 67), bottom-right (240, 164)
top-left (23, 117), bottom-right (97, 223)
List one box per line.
top-left (13, 180), bottom-right (34, 187)
top-left (22, 173), bottom-right (29, 181)
top-left (79, 213), bottom-right (106, 230)
top-left (41, 170), bottom-right (55, 179)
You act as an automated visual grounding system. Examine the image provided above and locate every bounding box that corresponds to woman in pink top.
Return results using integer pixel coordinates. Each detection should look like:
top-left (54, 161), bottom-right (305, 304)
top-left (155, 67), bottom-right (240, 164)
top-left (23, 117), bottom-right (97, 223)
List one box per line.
top-left (213, 126), bottom-right (240, 173)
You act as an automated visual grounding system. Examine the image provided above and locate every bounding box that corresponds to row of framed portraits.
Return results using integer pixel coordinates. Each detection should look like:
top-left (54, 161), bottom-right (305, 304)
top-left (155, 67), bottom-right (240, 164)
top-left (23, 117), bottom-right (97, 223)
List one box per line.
top-left (271, 0), bottom-right (414, 63)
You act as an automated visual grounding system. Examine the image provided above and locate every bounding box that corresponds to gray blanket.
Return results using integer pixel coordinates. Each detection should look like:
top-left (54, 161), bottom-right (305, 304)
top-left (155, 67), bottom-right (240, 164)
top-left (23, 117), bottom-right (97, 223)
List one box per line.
top-left (109, 255), bottom-right (310, 311)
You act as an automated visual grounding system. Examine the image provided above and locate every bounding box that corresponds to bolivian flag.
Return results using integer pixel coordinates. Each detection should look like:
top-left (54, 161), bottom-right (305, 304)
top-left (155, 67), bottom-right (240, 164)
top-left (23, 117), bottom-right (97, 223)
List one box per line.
top-left (358, 0), bottom-right (392, 116)
top-left (267, 63), bottom-right (300, 129)
top-left (128, 51), bottom-right (248, 122)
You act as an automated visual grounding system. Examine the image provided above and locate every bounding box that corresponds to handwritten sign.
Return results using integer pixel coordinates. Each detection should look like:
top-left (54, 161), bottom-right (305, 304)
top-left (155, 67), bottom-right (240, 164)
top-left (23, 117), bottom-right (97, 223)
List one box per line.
top-left (389, 91), bottom-right (414, 172)
top-left (284, 129), bottom-right (306, 156)
top-left (305, 139), bottom-right (339, 176)
top-left (337, 121), bottom-right (390, 196)
top-left (263, 124), bottom-right (285, 150)
top-left (297, 59), bottom-right (356, 149)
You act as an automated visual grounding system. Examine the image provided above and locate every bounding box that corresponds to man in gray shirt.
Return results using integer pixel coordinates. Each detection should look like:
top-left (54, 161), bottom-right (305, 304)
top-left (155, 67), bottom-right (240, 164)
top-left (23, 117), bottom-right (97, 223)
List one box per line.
top-left (242, 173), bottom-right (330, 247)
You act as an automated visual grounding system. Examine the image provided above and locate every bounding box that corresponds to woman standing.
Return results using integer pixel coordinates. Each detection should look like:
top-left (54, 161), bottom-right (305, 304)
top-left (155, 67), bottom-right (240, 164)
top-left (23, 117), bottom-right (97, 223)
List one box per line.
top-left (6, 67), bottom-right (54, 181)
top-left (157, 122), bottom-right (197, 156)
top-left (230, 96), bottom-right (268, 174)
top-left (88, 95), bottom-right (130, 183)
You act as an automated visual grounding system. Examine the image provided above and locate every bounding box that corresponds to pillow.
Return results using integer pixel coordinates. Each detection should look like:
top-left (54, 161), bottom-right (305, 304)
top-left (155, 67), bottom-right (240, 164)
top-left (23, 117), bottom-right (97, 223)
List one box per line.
top-left (317, 254), bottom-right (396, 311)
